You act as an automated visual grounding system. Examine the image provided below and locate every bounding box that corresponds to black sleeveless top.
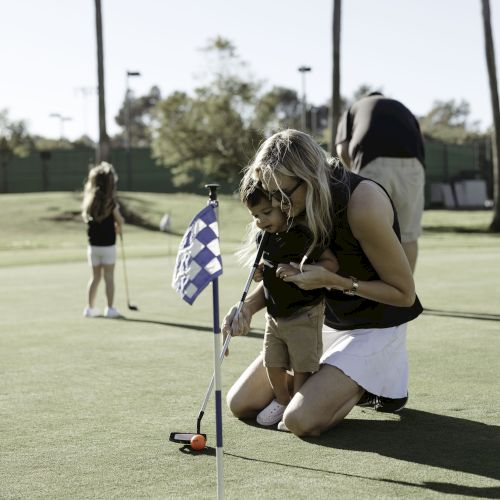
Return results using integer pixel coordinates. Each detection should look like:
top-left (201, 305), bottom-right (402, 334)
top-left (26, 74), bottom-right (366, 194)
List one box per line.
top-left (87, 212), bottom-right (116, 246)
top-left (324, 168), bottom-right (423, 330)
top-left (258, 227), bottom-right (325, 318)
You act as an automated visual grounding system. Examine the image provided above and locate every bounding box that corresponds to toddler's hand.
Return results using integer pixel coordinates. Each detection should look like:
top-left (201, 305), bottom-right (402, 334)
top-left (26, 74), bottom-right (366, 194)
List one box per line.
top-left (276, 263), bottom-right (300, 280)
top-left (252, 263), bottom-right (264, 282)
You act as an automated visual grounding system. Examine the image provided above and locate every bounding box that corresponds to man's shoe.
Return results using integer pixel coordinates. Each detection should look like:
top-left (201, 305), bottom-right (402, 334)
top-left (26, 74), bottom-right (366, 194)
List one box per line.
top-left (357, 391), bottom-right (408, 413)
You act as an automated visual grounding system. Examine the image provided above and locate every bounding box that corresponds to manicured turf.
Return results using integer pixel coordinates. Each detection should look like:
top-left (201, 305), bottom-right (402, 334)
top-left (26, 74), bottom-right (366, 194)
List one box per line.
top-left (0, 192), bottom-right (499, 499)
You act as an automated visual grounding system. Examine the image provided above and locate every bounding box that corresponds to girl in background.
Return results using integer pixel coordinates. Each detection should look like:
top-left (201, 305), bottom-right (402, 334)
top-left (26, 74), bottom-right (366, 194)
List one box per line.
top-left (81, 162), bottom-right (124, 318)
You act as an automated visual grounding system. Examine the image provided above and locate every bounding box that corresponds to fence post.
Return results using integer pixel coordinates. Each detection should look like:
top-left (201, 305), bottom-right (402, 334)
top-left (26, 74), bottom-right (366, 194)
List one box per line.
top-left (40, 151), bottom-right (51, 191)
top-left (442, 143), bottom-right (449, 182)
top-left (1, 154), bottom-right (9, 193)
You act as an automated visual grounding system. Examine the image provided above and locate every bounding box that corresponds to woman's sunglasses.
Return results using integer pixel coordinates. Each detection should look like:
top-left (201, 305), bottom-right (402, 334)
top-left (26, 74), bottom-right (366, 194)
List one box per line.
top-left (258, 179), bottom-right (303, 204)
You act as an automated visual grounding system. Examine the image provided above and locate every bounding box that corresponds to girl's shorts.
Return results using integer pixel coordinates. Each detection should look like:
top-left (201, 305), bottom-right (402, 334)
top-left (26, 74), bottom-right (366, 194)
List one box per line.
top-left (87, 245), bottom-right (116, 266)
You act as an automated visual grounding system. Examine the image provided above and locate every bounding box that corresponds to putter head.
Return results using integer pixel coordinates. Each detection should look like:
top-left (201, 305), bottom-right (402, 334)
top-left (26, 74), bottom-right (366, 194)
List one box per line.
top-left (169, 432), bottom-right (207, 445)
top-left (128, 304), bottom-right (139, 311)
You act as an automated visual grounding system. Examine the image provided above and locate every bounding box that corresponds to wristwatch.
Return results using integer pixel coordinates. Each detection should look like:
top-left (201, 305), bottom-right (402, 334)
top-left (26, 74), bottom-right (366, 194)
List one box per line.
top-left (343, 276), bottom-right (359, 296)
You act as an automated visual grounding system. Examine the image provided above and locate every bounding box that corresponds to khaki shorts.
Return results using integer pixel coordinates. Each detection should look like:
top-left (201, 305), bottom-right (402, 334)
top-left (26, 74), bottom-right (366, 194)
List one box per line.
top-left (358, 157), bottom-right (425, 243)
top-left (263, 301), bottom-right (325, 373)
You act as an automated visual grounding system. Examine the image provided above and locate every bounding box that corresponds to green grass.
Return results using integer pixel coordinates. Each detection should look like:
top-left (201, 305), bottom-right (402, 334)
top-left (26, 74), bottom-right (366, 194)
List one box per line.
top-left (1, 192), bottom-right (499, 499)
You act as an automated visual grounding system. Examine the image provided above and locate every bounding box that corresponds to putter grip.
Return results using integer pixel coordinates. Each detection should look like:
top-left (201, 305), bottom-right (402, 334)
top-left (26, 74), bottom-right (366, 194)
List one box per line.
top-left (256, 231), bottom-right (271, 262)
top-left (237, 231), bottom-right (270, 313)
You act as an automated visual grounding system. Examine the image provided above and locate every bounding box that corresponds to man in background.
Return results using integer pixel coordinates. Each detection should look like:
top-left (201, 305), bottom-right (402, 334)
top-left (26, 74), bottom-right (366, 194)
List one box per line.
top-left (335, 92), bottom-right (425, 273)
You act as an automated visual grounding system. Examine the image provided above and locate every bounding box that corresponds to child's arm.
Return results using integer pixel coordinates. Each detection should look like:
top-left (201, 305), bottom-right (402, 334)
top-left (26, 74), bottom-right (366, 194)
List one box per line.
top-left (278, 247), bottom-right (339, 280)
top-left (317, 247), bottom-right (339, 273)
top-left (113, 206), bottom-right (125, 234)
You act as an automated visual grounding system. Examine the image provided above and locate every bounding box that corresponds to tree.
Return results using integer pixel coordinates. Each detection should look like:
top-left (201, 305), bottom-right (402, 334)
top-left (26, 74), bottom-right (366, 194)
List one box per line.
top-left (152, 37), bottom-right (326, 187)
top-left (94, 0), bottom-right (110, 162)
top-left (152, 37), bottom-right (263, 187)
top-left (481, 0), bottom-right (500, 232)
top-left (114, 86), bottom-right (162, 147)
top-left (153, 90), bottom-right (261, 186)
top-left (252, 86), bottom-right (301, 134)
top-left (0, 110), bottom-right (32, 193)
top-left (419, 99), bottom-right (482, 144)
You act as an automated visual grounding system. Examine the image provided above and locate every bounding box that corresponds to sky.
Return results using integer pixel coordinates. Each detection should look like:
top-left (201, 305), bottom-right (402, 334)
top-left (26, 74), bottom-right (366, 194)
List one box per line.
top-left (1, 0), bottom-right (499, 141)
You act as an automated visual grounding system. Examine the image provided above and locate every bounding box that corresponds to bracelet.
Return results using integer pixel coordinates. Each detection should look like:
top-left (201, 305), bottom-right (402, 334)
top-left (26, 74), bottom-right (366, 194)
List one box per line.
top-left (343, 276), bottom-right (359, 296)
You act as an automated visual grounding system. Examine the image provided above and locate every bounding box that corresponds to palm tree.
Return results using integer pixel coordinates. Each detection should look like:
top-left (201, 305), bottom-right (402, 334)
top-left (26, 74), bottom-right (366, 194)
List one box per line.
top-left (329, 0), bottom-right (342, 153)
top-left (481, 0), bottom-right (500, 231)
top-left (95, 0), bottom-right (110, 163)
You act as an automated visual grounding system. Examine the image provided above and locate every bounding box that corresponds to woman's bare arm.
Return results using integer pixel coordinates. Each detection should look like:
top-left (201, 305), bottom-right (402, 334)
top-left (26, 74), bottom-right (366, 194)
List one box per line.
top-left (280, 181), bottom-right (416, 307)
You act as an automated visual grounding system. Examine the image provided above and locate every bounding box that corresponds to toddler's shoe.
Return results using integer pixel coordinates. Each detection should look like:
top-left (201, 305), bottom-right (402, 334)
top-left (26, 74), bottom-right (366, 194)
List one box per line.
top-left (256, 399), bottom-right (287, 426)
top-left (104, 307), bottom-right (121, 318)
top-left (83, 307), bottom-right (100, 318)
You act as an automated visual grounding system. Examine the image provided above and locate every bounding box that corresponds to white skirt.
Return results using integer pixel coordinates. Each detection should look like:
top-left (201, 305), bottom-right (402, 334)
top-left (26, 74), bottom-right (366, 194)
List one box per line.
top-left (320, 323), bottom-right (408, 399)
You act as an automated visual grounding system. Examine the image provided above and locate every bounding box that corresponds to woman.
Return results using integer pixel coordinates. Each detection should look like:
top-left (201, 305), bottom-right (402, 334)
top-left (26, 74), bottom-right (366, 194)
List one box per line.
top-left (222, 129), bottom-right (422, 437)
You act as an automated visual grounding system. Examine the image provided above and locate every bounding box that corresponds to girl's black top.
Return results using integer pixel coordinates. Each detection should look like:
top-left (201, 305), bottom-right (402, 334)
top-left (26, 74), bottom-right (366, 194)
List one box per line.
top-left (324, 168), bottom-right (423, 330)
top-left (87, 212), bottom-right (116, 246)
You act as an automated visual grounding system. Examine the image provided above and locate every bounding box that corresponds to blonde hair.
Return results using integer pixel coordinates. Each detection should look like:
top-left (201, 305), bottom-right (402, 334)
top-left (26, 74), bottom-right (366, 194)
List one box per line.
top-left (81, 162), bottom-right (118, 223)
top-left (240, 129), bottom-right (347, 258)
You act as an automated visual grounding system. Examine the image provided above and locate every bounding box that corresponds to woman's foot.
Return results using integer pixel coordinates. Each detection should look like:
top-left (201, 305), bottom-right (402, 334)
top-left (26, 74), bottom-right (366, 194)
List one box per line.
top-left (357, 391), bottom-right (408, 413)
top-left (256, 399), bottom-right (287, 426)
top-left (277, 420), bottom-right (290, 432)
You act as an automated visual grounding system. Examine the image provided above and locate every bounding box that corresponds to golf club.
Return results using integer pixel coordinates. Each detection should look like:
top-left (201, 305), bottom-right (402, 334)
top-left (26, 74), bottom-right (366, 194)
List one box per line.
top-left (119, 233), bottom-right (139, 311)
top-left (170, 231), bottom-right (270, 445)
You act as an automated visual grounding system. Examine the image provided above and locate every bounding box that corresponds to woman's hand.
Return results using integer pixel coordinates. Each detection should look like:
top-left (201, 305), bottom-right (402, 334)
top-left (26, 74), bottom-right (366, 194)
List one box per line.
top-left (221, 302), bottom-right (253, 356)
top-left (277, 262), bottom-right (335, 290)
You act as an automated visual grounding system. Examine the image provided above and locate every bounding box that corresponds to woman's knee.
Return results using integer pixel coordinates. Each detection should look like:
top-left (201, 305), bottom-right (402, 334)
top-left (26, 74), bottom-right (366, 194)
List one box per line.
top-left (226, 381), bottom-right (264, 418)
top-left (226, 386), bottom-right (250, 418)
top-left (282, 404), bottom-right (322, 437)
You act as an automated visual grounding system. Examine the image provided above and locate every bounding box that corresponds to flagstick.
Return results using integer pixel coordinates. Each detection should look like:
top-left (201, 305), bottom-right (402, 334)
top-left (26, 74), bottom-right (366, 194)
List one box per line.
top-left (205, 184), bottom-right (224, 500)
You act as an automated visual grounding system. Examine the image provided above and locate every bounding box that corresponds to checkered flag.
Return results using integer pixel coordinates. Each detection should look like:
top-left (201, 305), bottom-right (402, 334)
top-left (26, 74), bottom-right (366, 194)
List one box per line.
top-left (172, 204), bottom-right (223, 305)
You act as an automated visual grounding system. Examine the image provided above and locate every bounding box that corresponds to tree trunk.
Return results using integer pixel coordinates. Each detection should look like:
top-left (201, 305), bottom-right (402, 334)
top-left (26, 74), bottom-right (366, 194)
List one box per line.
top-left (481, 0), bottom-right (500, 231)
top-left (329, 0), bottom-right (342, 153)
top-left (95, 0), bottom-right (110, 163)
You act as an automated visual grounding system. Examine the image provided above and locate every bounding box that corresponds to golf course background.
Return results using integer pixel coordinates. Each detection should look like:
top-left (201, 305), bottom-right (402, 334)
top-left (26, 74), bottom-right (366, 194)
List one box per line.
top-left (1, 191), bottom-right (499, 499)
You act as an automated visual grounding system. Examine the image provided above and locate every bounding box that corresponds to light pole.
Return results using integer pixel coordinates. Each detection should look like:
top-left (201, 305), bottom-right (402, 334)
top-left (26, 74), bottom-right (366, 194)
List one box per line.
top-left (49, 113), bottom-right (72, 141)
top-left (298, 66), bottom-right (312, 132)
top-left (125, 70), bottom-right (141, 191)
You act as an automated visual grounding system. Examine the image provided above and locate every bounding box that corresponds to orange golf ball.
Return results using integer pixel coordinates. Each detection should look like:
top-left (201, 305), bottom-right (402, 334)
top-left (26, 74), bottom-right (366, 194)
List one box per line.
top-left (190, 434), bottom-right (206, 451)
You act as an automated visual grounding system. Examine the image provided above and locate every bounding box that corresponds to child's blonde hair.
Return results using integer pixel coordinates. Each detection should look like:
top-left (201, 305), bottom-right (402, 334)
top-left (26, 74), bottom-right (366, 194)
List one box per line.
top-left (240, 129), bottom-right (347, 258)
top-left (81, 162), bottom-right (118, 223)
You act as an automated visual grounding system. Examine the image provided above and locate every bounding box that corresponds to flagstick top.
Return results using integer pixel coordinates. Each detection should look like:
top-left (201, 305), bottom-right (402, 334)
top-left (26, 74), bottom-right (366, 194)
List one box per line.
top-left (205, 184), bottom-right (220, 203)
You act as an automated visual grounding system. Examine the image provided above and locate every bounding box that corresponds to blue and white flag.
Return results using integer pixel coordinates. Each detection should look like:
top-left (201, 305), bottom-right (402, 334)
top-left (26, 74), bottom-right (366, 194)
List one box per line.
top-left (172, 204), bottom-right (223, 305)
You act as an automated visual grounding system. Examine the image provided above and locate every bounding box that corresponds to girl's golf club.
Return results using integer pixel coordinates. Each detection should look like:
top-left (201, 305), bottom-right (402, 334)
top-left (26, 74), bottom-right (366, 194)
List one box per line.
top-left (119, 233), bottom-right (139, 311)
top-left (170, 231), bottom-right (270, 445)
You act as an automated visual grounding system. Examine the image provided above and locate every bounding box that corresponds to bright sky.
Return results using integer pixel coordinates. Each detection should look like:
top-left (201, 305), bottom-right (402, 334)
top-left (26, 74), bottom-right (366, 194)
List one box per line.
top-left (2, 0), bottom-right (499, 141)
